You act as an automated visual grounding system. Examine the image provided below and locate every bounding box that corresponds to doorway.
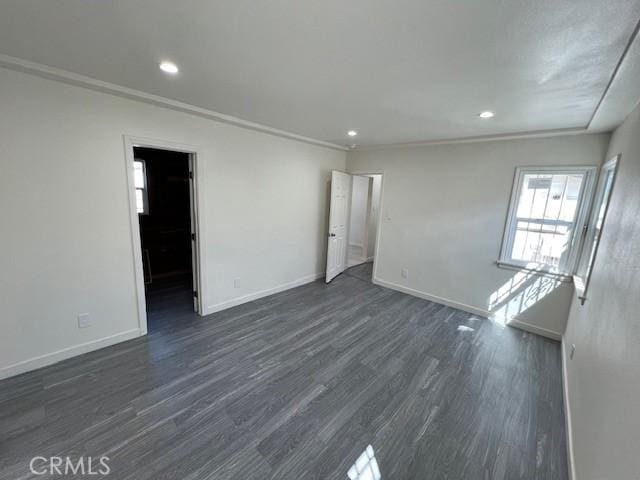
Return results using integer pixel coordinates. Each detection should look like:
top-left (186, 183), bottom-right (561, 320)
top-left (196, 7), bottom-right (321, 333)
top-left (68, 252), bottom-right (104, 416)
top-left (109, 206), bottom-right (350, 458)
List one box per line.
top-left (325, 170), bottom-right (383, 284)
top-left (125, 137), bottom-right (204, 334)
top-left (346, 174), bottom-right (382, 283)
top-left (347, 174), bottom-right (382, 268)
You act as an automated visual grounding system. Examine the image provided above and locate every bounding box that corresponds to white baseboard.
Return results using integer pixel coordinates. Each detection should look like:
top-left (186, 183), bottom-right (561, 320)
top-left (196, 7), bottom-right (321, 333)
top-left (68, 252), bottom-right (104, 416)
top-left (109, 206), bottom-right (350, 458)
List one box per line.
top-left (347, 256), bottom-right (367, 267)
top-left (0, 328), bottom-right (142, 380)
top-left (372, 277), bottom-right (564, 340)
top-left (372, 277), bottom-right (491, 318)
top-left (207, 272), bottom-right (324, 314)
top-left (561, 338), bottom-right (577, 480)
top-left (506, 319), bottom-right (563, 341)
top-left (365, 256), bottom-right (374, 262)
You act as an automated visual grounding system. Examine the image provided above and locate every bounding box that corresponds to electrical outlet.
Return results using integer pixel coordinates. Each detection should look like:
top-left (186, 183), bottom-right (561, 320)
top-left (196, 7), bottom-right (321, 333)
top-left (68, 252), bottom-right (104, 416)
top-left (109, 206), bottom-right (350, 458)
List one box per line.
top-left (401, 268), bottom-right (409, 279)
top-left (234, 278), bottom-right (241, 288)
top-left (77, 313), bottom-right (91, 329)
top-left (570, 344), bottom-right (576, 359)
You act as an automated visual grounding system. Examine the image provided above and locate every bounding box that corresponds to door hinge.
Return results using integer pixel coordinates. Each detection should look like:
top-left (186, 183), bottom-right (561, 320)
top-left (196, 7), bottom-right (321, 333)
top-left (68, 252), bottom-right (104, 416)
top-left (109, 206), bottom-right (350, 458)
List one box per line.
top-left (191, 233), bottom-right (196, 241)
top-left (189, 171), bottom-right (194, 180)
top-left (193, 290), bottom-right (198, 298)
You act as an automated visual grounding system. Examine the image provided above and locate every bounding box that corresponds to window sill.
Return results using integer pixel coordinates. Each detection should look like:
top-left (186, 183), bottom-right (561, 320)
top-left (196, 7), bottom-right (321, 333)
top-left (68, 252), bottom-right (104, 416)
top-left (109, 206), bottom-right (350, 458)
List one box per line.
top-left (573, 276), bottom-right (586, 296)
top-left (573, 275), bottom-right (589, 305)
top-left (495, 261), bottom-right (574, 283)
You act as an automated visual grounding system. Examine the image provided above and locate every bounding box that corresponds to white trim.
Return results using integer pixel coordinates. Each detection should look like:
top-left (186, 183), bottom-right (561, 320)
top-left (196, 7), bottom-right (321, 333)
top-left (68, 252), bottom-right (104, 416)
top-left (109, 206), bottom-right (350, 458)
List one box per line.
top-left (348, 242), bottom-right (364, 248)
top-left (506, 319), bottom-right (562, 341)
top-left (574, 154), bottom-right (621, 305)
top-left (0, 329), bottom-right (142, 380)
top-left (124, 138), bottom-right (149, 335)
top-left (189, 151), bottom-right (209, 315)
top-left (352, 127), bottom-right (609, 151)
top-left (0, 54), bottom-right (347, 152)
top-left (206, 272), bottom-right (324, 314)
top-left (372, 277), bottom-right (490, 318)
top-left (0, 55), bottom-right (615, 152)
top-left (347, 256), bottom-right (367, 267)
top-left (496, 260), bottom-right (573, 282)
top-left (373, 277), bottom-right (564, 340)
top-left (499, 165), bottom-right (597, 276)
top-left (572, 275), bottom-right (586, 299)
top-left (561, 338), bottom-right (577, 480)
top-left (587, 18), bottom-right (640, 130)
top-left (123, 135), bottom-right (209, 336)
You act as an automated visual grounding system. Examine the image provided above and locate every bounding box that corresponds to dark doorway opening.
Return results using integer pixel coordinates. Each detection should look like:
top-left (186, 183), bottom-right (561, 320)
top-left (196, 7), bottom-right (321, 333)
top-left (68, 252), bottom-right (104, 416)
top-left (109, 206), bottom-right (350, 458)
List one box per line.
top-left (133, 146), bottom-right (195, 330)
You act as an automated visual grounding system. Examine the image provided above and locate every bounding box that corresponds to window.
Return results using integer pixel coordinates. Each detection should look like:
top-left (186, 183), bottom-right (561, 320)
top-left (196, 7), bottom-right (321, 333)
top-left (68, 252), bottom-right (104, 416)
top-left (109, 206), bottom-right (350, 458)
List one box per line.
top-left (133, 159), bottom-right (149, 214)
top-left (499, 166), bottom-right (596, 275)
top-left (575, 155), bottom-right (619, 304)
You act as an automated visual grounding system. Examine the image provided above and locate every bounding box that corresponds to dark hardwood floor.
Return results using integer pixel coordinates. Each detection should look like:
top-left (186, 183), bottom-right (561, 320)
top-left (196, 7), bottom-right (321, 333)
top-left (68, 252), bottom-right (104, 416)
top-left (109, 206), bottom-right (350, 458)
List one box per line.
top-left (0, 263), bottom-right (567, 479)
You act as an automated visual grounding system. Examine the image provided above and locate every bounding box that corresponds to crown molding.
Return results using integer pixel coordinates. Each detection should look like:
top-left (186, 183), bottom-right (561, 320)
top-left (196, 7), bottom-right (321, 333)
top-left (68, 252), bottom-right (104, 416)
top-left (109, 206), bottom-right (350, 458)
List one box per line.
top-left (0, 53), bottom-right (619, 153)
top-left (349, 127), bottom-right (611, 152)
top-left (588, 17), bottom-right (640, 132)
top-left (0, 54), bottom-right (348, 152)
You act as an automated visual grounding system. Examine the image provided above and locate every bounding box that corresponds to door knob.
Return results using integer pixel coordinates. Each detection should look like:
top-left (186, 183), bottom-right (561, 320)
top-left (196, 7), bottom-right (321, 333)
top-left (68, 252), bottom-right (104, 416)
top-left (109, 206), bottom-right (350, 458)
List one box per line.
top-left (329, 233), bottom-right (336, 237)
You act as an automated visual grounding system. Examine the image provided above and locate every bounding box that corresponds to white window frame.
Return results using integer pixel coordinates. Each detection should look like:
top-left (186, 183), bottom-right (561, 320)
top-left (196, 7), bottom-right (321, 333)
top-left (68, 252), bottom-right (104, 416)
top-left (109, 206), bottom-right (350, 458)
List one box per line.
top-left (574, 155), bottom-right (620, 304)
top-left (134, 159), bottom-right (149, 215)
top-left (498, 165), bottom-right (597, 277)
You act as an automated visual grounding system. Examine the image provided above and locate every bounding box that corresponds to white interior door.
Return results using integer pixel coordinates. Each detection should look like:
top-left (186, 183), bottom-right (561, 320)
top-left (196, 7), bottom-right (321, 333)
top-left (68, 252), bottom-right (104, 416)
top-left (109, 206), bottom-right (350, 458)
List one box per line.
top-left (326, 170), bottom-right (352, 282)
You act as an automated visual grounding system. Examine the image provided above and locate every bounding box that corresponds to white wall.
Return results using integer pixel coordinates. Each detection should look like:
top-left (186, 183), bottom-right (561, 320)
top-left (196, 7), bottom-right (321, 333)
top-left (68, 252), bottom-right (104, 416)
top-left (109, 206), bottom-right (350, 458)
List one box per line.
top-left (348, 175), bottom-right (369, 247)
top-left (0, 67), bottom-right (346, 378)
top-left (367, 175), bottom-right (382, 259)
top-left (563, 104), bottom-right (640, 480)
top-left (347, 134), bottom-right (610, 338)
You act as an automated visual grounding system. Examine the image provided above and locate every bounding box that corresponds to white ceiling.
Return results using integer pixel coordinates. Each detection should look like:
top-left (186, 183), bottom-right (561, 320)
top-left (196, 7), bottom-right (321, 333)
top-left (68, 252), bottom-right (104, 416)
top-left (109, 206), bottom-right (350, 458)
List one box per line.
top-left (1, 0), bottom-right (639, 147)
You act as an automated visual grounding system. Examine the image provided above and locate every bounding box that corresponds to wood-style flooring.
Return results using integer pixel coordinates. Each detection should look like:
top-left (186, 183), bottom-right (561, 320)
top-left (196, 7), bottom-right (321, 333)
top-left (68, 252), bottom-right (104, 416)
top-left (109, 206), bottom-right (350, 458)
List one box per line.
top-left (0, 263), bottom-right (568, 479)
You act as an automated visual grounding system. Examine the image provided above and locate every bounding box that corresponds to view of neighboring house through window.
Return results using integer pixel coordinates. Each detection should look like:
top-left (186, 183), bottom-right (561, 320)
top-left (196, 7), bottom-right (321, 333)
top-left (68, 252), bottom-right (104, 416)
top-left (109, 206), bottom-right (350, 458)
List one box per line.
top-left (134, 159), bottom-right (149, 215)
top-left (500, 166), bottom-right (596, 275)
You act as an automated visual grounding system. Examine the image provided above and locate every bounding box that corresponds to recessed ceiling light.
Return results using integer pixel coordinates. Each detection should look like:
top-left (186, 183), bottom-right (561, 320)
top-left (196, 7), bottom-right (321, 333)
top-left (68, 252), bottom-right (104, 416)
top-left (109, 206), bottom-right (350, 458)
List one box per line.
top-left (347, 130), bottom-right (358, 137)
top-left (159, 61), bottom-right (179, 74)
top-left (479, 111), bottom-right (495, 119)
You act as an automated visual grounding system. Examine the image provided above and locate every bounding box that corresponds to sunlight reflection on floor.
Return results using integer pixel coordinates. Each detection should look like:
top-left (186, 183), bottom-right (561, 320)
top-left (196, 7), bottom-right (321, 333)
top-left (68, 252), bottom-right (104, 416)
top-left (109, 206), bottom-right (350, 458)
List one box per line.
top-left (348, 445), bottom-right (382, 480)
top-left (488, 265), bottom-right (563, 327)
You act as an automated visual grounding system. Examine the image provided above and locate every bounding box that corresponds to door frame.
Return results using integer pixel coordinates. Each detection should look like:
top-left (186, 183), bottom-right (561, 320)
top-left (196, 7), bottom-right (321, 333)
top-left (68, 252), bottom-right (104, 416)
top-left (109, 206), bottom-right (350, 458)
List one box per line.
top-left (123, 135), bottom-right (208, 335)
top-left (347, 170), bottom-right (385, 281)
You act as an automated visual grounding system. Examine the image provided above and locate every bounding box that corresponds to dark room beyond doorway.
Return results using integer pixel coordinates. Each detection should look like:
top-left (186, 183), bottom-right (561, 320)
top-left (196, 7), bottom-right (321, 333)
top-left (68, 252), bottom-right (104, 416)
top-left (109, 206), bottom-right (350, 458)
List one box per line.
top-left (133, 146), bottom-right (195, 330)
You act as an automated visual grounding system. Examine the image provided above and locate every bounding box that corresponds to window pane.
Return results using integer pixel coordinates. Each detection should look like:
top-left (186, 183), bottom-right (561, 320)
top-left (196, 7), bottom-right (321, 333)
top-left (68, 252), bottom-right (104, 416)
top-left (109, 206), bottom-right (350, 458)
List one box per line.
top-left (558, 175), bottom-right (582, 221)
top-left (517, 175), bottom-right (551, 218)
top-left (505, 169), bottom-right (588, 271)
top-left (134, 161), bottom-right (145, 189)
top-left (543, 175), bottom-right (568, 220)
top-left (135, 188), bottom-right (144, 213)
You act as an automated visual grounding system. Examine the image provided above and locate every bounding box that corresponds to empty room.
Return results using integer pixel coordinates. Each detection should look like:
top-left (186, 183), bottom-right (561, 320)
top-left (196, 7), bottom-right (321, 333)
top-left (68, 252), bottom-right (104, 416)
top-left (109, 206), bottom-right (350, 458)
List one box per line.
top-left (1, 2), bottom-right (639, 479)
